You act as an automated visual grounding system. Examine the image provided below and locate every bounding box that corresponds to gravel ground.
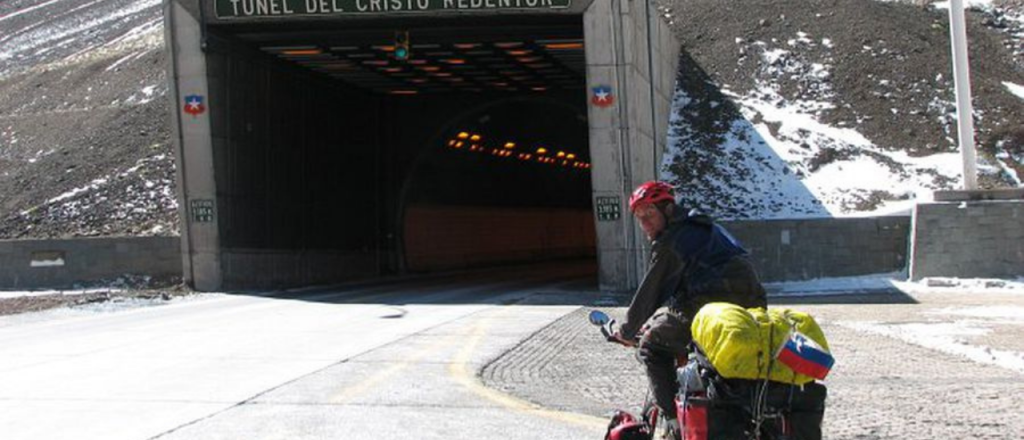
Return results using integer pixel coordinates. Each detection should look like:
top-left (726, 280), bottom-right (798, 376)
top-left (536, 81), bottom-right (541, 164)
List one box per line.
top-left (0, 281), bottom-right (195, 316)
top-left (484, 290), bottom-right (1024, 439)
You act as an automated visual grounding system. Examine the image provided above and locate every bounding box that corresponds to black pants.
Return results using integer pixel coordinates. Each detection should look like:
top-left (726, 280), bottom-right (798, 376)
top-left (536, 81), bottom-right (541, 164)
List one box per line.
top-left (638, 311), bottom-right (690, 419)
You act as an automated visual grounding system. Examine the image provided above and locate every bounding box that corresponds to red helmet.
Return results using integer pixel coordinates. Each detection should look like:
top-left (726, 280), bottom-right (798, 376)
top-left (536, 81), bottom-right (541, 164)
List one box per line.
top-left (628, 181), bottom-right (675, 212)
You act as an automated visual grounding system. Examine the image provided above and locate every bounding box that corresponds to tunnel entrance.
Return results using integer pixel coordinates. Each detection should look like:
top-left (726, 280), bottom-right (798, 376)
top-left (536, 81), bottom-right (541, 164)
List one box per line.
top-left (200, 15), bottom-right (595, 287)
top-left (170, 0), bottom-right (680, 291)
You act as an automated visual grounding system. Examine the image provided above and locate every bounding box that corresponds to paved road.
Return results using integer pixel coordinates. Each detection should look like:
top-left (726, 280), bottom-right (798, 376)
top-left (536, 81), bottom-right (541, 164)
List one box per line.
top-left (0, 263), bottom-right (606, 440)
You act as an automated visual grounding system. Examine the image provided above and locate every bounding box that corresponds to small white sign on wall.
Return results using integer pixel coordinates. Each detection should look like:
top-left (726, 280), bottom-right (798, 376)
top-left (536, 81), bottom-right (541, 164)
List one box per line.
top-left (30, 251), bottom-right (65, 267)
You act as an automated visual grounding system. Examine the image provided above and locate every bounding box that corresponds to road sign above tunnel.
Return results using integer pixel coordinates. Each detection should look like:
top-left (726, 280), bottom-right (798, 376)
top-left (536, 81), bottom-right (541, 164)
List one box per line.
top-left (217, 0), bottom-right (572, 19)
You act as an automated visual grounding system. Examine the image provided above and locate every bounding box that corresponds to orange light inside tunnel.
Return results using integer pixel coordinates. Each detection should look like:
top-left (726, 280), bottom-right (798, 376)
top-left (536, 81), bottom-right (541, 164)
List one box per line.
top-left (419, 66), bottom-right (441, 72)
top-left (504, 142), bottom-right (515, 149)
top-left (506, 50), bottom-right (531, 56)
top-left (544, 42), bottom-right (584, 50)
top-left (536, 147), bottom-right (547, 155)
top-left (457, 132), bottom-right (470, 139)
top-left (454, 43), bottom-right (480, 49)
top-left (566, 154), bottom-right (576, 160)
top-left (281, 49), bottom-right (322, 56)
top-left (443, 58), bottom-right (466, 64)
top-left (470, 134), bottom-right (481, 142)
top-left (556, 151), bottom-right (566, 158)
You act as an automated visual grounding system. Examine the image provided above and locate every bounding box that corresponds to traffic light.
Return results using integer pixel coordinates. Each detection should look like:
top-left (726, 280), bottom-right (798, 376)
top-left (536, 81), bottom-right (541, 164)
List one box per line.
top-left (394, 31), bottom-right (410, 61)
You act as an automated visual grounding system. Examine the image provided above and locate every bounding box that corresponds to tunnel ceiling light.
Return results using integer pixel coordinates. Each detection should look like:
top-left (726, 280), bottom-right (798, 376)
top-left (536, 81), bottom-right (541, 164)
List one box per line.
top-left (281, 49), bottom-right (324, 56)
top-left (506, 49), bottom-right (532, 56)
top-left (374, 45), bottom-right (396, 52)
top-left (443, 58), bottom-right (466, 64)
top-left (418, 66), bottom-right (441, 72)
top-left (536, 147), bottom-right (547, 155)
top-left (457, 132), bottom-right (470, 139)
top-left (494, 42), bottom-right (524, 48)
top-left (263, 45), bottom-right (316, 52)
top-left (381, 67), bottom-right (404, 73)
top-left (542, 42), bottom-right (584, 50)
top-left (516, 56), bottom-right (543, 63)
top-left (470, 134), bottom-right (482, 141)
top-left (454, 43), bottom-right (480, 49)
top-left (504, 142), bottom-right (515, 149)
top-left (566, 153), bottom-right (576, 160)
top-left (556, 151), bottom-right (566, 158)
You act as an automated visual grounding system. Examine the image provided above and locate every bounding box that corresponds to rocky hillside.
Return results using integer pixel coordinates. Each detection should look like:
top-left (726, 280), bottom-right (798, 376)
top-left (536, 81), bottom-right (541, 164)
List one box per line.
top-left (0, 0), bottom-right (1021, 237)
top-left (658, 0), bottom-right (1023, 218)
top-left (0, 0), bottom-right (173, 238)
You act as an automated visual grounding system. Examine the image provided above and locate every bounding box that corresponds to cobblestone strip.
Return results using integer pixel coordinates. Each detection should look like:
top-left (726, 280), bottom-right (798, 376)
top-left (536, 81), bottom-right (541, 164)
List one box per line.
top-left (484, 304), bottom-right (1024, 439)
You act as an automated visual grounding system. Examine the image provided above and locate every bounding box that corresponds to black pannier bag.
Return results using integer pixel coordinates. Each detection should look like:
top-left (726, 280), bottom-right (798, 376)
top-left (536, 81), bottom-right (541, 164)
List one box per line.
top-left (677, 361), bottom-right (827, 440)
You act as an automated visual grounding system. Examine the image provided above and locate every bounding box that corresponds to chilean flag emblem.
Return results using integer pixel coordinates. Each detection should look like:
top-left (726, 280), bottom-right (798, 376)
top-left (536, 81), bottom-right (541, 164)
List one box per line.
top-left (184, 94), bottom-right (206, 117)
top-left (776, 332), bottom-right (834, 380)
top-left (591, 85), bottom-right (614, 107)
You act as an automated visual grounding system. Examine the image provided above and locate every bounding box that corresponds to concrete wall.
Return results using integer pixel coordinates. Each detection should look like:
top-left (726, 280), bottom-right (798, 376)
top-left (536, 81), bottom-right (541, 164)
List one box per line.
top-left (909, 200), bottom-right (1024, 280)
top-left (403, 205), bottom-right (595, 271)
top-left (0, 237), bottom-right (181, 289)
top-left (584, 0), bottom-right (680, 291)
top-left (724, 217), bottom-right (910, 282)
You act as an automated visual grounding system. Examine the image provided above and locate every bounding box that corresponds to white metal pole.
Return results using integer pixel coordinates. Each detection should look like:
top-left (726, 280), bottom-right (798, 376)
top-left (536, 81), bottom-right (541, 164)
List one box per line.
top-left (948, 0), bottom-right (978, 190)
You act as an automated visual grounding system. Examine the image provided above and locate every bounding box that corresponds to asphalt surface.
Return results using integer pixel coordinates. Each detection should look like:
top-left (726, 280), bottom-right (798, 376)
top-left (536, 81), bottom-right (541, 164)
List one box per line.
top-left (484, 288), bottom-right (1024, 439)
top-left (0, 263), bottom-right (608, 440)
top-left (3, 267), bottom-right (1023, 440)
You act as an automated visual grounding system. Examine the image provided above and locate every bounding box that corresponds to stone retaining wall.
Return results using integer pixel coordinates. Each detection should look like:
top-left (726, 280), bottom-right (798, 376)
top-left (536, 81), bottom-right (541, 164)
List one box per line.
top-left (0, 236), bottom-right (181, 289)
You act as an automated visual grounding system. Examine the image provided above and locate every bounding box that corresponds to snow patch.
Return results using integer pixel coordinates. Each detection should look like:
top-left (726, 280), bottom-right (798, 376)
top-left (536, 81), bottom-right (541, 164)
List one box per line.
top-left (839, 320), bottom-right (1024, 374)
top-left (1005, 81), bottom-right (1024, 100)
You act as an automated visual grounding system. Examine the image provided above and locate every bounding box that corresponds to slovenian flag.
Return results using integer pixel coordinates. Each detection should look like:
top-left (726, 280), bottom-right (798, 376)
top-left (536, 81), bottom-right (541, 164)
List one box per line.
top-left (776, 331), bottom-right (835, 380)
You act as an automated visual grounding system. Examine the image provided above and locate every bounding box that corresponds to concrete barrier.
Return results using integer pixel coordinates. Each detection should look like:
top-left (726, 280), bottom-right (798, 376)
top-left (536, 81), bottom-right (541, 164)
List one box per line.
top-left (909, 199), bottom-right (1023, 280)
top-left (0, 236), bottom-right (181, 289)
top-left (723, 217), bottom-right (911, 282)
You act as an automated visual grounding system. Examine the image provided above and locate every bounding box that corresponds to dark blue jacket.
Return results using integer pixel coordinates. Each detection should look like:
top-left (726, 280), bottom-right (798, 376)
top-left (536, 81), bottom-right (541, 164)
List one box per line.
top-left (620, 206), bottom-right (767, 339)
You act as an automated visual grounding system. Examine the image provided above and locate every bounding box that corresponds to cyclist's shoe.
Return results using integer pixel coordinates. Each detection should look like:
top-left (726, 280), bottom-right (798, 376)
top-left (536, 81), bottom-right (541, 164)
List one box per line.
top-left (659, 415), bottom-right (681, 440)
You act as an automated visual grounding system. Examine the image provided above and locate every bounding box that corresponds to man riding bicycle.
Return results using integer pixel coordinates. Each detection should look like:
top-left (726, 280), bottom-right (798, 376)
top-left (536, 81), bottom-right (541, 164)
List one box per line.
top-left (611, 181), bottom-right (768, 439)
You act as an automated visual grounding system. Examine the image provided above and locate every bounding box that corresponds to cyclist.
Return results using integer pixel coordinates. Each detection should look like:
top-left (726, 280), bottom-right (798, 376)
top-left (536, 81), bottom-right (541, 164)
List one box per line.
top-left (611, 181), bottom-right (768, 439)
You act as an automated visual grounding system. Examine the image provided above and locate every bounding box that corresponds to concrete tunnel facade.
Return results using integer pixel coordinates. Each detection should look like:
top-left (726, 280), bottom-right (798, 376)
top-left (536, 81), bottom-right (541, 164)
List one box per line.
top-left (164, 0), bottom-right (680, 291)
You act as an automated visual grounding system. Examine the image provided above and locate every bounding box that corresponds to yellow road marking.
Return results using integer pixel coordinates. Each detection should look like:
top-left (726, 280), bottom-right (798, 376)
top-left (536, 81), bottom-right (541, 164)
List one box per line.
top-left (329, 330), bottom-right (459, 404)
top-left (448, 310), bottom-right (607, 430)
